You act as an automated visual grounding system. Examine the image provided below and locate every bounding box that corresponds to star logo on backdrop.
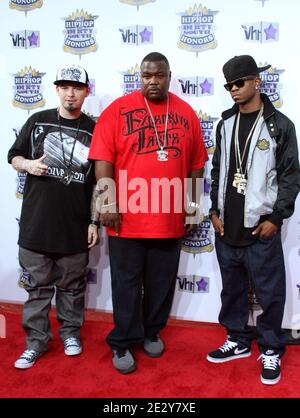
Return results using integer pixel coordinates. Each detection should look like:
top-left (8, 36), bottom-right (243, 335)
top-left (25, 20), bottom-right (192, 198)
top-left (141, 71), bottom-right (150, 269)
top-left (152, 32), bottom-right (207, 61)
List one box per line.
top-left (27, 31), bottom-right (39, 46)
top-left (196, 278), bottom-right (208, 292)
top-left (139, 27), bottom-right (152, 43)
top-left (264, 24), bottom-right (277, 40)
top-left (200, 79), bottom-right (212, 94)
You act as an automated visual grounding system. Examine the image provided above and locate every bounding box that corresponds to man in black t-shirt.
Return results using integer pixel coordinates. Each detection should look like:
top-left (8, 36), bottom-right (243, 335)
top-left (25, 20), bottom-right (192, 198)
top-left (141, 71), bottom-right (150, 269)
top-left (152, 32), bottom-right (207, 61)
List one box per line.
top-left (207, 55), bottom-right (300, 385)
top-left (7, 65), bottom-right (100, 369)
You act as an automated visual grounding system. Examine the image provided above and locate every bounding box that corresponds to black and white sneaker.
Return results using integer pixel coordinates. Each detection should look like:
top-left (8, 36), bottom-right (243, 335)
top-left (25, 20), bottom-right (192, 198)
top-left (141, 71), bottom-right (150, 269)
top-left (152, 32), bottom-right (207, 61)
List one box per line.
top-left (207, 336), bottom-right (251, 363)
top-left (259, 350), bottom-right (281, 385)
top-left (15, 349), bottom-right (41, 369)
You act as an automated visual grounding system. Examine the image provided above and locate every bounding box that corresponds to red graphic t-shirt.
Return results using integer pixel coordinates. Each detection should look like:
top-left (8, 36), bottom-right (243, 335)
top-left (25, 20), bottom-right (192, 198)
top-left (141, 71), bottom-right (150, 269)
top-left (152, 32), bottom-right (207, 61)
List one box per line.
top-left (89, 90), bottom-right (207, 238)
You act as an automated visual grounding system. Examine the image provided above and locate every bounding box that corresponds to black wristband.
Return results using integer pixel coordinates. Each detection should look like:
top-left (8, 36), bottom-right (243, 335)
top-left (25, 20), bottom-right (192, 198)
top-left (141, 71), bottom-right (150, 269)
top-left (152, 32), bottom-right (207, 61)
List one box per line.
top-left (90, 220), bottom-right (100, 227)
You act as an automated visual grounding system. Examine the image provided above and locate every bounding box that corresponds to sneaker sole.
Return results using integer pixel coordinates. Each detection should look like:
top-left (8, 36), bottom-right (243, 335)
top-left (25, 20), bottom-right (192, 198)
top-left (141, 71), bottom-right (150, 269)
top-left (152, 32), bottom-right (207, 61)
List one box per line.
top-left (64, 348), bottom-right (82, 356)
top-left (143, 348), bottom-right (164, 358)
top-left (261, 374), bottom-right (281, 385)
top-left (115, 363), bottom-right (137, 374)
top-left (206, 351), bottom-right (251, 363)
top-left (14, 358), bottom-right (38, 369)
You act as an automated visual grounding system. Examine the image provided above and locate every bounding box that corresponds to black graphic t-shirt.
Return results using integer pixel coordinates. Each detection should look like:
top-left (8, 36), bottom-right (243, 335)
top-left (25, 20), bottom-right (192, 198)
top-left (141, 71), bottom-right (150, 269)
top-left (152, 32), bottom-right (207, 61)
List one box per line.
top-left (8, 108), bottom-right (95, 254)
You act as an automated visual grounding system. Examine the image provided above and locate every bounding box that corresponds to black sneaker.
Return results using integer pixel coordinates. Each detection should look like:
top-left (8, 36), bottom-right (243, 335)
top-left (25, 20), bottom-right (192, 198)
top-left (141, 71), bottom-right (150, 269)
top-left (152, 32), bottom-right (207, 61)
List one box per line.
top-left (207, 336), bottom-right (251, 363)
top-left (259, 350), bottom-right (281, 385)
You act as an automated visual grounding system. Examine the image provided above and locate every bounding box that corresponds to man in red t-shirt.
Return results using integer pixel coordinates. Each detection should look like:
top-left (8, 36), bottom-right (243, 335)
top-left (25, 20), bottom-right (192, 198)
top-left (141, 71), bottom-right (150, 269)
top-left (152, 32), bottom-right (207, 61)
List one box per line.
top-left (89, 52), bottom-right (207, 374)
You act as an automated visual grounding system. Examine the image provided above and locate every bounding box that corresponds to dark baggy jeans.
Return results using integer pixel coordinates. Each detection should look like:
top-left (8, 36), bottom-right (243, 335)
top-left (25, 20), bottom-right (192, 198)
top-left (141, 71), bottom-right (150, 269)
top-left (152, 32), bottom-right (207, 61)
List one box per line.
top-left (19, 247), bottom-right (88, 352)
top-left (107, 236), bottom-right (181, 350)
top-left (215, 232), bottom-right (286, 355)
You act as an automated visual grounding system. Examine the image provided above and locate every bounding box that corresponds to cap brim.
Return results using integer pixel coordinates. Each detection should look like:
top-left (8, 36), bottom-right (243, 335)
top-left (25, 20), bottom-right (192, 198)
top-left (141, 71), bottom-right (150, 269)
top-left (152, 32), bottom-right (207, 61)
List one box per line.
top-left (258, 64), bottom-right (271, 73)
top-left (54, 80), bottom-right (88, 86)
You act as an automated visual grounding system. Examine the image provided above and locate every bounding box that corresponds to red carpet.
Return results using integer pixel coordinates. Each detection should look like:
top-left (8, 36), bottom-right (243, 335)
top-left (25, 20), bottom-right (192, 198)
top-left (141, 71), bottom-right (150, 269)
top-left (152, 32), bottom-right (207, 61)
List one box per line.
top-left (0, 306), bottom-right (300, 398)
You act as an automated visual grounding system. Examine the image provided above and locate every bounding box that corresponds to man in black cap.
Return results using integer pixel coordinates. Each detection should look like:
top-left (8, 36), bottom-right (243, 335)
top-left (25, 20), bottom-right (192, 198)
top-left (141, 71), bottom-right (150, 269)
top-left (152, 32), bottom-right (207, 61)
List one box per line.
top-left (207, 55), bottom-right (300, 385)
top-left (8, 65), bottom-right (100, 369)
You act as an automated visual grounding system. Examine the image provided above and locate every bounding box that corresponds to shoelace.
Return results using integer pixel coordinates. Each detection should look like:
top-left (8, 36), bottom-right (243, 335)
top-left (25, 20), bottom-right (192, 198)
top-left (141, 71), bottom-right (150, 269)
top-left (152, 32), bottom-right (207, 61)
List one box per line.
top-left (21, 349), bottom-right (38, 360)
top-left (257, 353), bottom-right (280, 370)
top-left (219, 339), bottom-right (237, 353)
top-left (65, 337), bottom-right (80, 347)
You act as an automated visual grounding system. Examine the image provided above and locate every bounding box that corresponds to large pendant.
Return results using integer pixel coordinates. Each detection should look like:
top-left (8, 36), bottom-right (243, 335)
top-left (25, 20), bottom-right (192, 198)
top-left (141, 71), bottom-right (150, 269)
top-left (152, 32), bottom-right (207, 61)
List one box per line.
top-left (237, 176), bottom-right (247, 195)
top-left (232, 170), bottom-right (242, 188)
top-left (60, 167), bottom-right (73, 186)
top-left (157, 149), bottom-right (168, 162)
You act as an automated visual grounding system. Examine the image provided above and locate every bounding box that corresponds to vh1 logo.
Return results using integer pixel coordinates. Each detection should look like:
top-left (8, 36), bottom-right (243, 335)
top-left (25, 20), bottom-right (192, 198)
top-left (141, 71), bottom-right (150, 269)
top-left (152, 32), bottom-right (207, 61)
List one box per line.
top-left (177, 275), bottom-right (209, 293)
top-left (241, 22), bottom-right (278, 43)
top-left (10, 30), bottom-right (40, 49)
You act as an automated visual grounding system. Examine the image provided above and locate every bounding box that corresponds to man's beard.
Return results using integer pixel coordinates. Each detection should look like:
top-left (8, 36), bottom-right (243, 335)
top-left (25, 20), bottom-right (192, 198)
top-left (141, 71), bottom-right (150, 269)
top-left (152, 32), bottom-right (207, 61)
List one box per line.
top-left (64, 103), bottom-right (77, 112)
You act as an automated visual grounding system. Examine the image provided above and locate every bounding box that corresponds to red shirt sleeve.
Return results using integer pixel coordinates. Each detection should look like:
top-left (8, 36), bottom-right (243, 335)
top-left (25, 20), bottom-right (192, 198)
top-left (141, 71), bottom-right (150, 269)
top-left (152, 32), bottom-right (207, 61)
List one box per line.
top-left (88, 100), bottom-right (118, 163)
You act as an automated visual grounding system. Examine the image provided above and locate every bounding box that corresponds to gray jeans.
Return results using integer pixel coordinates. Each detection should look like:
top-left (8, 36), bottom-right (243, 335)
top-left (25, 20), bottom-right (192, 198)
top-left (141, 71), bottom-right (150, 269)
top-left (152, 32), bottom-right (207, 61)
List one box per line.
top-left (19, 247), bottom-right (88, 352)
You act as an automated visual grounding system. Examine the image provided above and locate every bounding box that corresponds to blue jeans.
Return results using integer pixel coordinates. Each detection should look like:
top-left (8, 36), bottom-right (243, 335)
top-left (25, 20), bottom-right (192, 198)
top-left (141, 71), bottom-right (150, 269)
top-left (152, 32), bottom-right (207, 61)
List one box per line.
top-left (215, 232), bottom-right (286, 355)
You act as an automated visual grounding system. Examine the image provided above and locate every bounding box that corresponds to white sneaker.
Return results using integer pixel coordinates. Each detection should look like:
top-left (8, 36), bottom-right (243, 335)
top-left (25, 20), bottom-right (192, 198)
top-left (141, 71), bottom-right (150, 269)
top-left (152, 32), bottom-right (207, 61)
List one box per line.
top-left (15, 349), bottom-right (41, 369)
top-left (64, 337), bottom-right (82, 356)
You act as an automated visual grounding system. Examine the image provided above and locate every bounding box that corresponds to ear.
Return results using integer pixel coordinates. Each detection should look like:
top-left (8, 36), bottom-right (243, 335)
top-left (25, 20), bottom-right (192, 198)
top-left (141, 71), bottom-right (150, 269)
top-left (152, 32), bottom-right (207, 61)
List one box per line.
top-left (255, 77), bottom-right (261, 90)
top-left (85, 87), bottom-right (91, 97)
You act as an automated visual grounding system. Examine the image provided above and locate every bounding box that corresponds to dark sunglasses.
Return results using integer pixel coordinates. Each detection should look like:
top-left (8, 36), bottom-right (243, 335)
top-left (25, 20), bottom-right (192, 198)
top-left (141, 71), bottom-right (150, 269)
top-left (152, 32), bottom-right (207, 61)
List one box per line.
top-left (224, 76), bottom-right (256, 91)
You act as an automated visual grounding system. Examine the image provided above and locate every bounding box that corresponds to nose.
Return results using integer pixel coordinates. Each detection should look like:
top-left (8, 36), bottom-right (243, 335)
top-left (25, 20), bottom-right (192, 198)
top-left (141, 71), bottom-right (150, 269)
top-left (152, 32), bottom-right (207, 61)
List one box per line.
top-left (230, 84), bottom-right (238, 93)
top-left (149, 76), bottom-right (158, 85)
top-left (66, 88), bottom-right (75, 96)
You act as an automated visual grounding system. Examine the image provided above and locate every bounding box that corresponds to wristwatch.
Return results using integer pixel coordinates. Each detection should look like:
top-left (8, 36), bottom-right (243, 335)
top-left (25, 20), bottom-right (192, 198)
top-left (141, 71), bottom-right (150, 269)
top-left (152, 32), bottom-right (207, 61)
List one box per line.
top-left (187, 201), bottom-right (201, 210)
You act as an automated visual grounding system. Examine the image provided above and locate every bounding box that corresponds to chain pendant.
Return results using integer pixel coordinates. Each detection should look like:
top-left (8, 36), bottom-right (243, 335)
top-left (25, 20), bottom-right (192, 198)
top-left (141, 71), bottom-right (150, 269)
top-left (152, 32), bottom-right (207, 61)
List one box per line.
top-left (232, 171), bottom-right (242, 188)
top-left (237, 175), bottom-right (247, 195)
top-left (157, 149), bottom-right (168, 161)
top-left (60, 167), bottom-right (74, 186)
